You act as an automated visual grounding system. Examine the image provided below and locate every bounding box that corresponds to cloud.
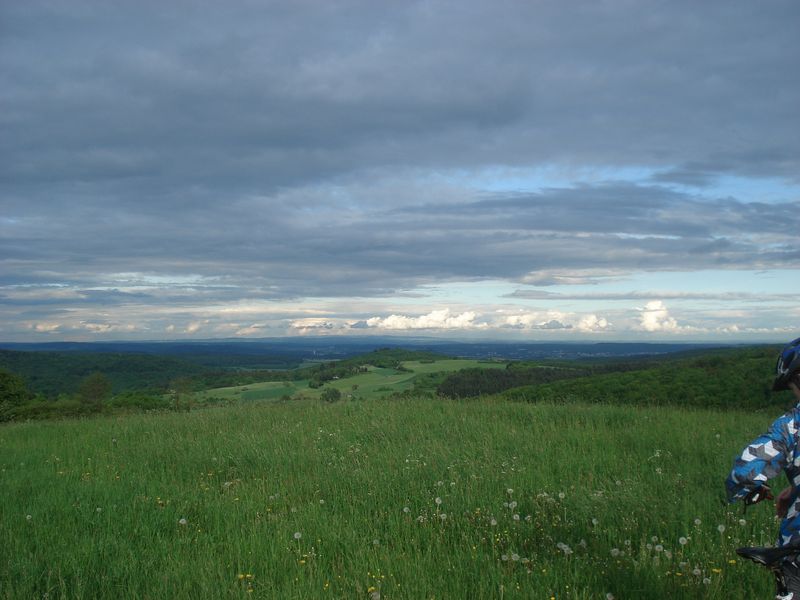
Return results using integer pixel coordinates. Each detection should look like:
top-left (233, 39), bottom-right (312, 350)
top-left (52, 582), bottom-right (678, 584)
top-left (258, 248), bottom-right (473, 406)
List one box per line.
top-left (501, 311), bottom-right (610, 333)
top-left (365, 309), bottom-right (485, 330)
top-left (1, 1), bottom-right (798, 341)
top-left (508, 289), bottom-right (796, 302)
top-left (577, 315), bottom-right (610, 332)
top-left (637, 301), bottom-right (679, 332)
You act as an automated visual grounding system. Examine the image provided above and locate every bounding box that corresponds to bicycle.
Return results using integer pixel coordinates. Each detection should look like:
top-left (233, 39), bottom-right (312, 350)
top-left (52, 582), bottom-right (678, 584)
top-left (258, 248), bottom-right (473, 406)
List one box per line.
top-left (737, 486), bottom-right (800, 599)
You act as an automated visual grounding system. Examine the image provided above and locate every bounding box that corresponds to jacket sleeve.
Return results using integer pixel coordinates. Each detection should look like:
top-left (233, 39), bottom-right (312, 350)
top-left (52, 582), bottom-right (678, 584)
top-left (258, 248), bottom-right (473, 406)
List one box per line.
top-left (726, 413), bottom-right (795, 503)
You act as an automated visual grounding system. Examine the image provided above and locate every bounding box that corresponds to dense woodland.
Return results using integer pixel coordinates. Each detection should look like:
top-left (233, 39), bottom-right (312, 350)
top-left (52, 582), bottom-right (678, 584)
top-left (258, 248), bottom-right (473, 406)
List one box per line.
top-left (0, 344), bottom-right (790, 422)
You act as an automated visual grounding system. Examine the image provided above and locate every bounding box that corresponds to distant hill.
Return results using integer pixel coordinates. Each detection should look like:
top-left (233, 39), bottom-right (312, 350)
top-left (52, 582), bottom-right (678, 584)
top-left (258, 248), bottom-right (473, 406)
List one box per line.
top-left (496, 345), bottom-right (787, 412)
top-left (0, 350), bottom-right (209, 397)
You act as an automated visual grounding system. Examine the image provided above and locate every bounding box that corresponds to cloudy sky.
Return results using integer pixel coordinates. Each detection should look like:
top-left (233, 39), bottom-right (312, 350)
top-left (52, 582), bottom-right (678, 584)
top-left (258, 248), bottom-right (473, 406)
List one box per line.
top-left (1, 0), bottom-right (798, 342)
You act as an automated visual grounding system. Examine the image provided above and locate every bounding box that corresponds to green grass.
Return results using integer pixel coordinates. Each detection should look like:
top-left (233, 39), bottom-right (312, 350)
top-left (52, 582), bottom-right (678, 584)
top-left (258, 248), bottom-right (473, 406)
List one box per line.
top-left (0, 397), bottom-right (783, 599)
top-left (194, 359), bottom-right (507, 403)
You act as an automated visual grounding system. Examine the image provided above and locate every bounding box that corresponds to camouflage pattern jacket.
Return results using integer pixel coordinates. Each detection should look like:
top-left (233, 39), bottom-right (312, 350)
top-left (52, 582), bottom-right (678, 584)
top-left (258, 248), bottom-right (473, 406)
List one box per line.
top-left (727, 405), bottom-right (800, 546)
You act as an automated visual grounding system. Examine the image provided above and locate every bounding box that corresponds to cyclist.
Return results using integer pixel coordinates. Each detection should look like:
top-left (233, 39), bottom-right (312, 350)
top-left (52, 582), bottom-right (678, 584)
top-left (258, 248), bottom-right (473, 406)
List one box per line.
top-left (727, 338), bottom-right (800, 596)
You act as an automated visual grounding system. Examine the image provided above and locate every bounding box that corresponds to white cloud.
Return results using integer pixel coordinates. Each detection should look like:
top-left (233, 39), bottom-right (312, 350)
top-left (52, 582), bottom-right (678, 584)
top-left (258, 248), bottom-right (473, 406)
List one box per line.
top-left (502, 310), bottom-right (610, 332)
top-left (577, 314), bottom-right (610, 332)
top-left (30, 322), bottom-right (62, 333)
top-left (185, 321), bottom-right (206, 334)
top-left (366, 309), bottom-right (485, 330)
top-left (637, 300), bottom-right (679, 332)
top-left (290, 318), bottom-right (340, 332)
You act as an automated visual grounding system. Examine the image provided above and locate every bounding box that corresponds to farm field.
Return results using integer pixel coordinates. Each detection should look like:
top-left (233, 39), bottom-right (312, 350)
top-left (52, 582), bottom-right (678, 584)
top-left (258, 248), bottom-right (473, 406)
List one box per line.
top-left (193, 359), bottom-right (507, 403)
top-left (0, 397), bottom-right (782, 599)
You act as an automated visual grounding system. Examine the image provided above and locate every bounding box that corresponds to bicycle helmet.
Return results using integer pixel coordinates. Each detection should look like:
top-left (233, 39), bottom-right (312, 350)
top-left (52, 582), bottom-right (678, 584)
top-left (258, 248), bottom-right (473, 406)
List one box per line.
top-left (774, 337), bottom-right (800, 391)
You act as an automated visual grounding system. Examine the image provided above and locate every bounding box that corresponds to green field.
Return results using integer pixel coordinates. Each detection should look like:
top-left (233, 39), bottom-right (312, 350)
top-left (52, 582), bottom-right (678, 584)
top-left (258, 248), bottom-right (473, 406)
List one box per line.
top-left (0, 397), bottom-right (782, 599)
top-left (193, 359), bottom-right (507, 403)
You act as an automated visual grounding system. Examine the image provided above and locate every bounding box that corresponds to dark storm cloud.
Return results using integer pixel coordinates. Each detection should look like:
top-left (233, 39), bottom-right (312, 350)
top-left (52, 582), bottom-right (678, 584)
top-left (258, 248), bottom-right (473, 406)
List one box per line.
top-left (1, 0), bottom-right (799, 337)
top-left (3, 0), bottom-right (799, 194)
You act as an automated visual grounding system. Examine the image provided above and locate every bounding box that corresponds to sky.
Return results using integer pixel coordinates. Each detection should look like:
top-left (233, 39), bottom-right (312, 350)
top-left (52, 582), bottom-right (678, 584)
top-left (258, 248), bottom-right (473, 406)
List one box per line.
top-left (1, 0), bottom-right (798, 343)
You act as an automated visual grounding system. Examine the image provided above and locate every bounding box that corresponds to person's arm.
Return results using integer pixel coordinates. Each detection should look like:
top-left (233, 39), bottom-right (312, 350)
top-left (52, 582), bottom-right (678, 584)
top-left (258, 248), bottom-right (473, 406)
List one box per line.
top-left (726, 413), bottom-right (793, 504)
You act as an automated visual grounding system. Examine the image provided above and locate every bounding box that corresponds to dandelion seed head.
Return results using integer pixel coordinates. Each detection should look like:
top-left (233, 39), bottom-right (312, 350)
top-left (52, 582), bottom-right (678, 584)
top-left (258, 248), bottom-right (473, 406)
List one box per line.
top-left (739, 519), bottom-right (746, 526)
top-left (694, 518), bottom-right (702, 526)
top-left (692, 568), bottom-right (701, 576)
top-left (679, 537), bottom-right (688, 545)
top-left (293, 532), bottom-right (302, 540)
top-left (403, 506), bottom-right (410, 514)
top-left (703, 577), bottom-right (711, 585)
top-left (611, 548), bottom-right (620, 557)
top-left (717, 524), bottom-right (726, 533)
top-left (178, 518), bottom-right (188, 526)
top-left (435, 497), bottom-right (442, 505)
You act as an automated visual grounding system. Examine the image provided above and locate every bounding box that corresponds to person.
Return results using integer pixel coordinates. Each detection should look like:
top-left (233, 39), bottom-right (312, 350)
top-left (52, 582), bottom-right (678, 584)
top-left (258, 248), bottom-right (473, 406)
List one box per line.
top-left (727, 338), bottom-right (800, 541)
top-left (726, 338), bottom-right (800, 599)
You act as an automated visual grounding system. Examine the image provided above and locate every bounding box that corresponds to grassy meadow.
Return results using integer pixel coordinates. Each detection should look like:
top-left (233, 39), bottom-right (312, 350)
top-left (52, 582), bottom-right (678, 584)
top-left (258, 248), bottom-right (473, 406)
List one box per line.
top-left (0, 396), bottom-right (784, 599)
top-left (193, 359), bottom-right (506, 403)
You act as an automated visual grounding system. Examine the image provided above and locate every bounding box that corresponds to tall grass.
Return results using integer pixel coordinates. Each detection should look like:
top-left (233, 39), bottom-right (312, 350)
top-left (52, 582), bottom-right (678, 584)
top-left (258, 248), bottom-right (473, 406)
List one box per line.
top-left (0, 398), bottom-right (782, 598)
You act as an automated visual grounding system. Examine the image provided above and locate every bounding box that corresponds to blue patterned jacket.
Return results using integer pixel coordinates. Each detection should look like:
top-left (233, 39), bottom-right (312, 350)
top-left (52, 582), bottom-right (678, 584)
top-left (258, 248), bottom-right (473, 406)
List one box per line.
top-left (727, 405), bottom-right (800, 546)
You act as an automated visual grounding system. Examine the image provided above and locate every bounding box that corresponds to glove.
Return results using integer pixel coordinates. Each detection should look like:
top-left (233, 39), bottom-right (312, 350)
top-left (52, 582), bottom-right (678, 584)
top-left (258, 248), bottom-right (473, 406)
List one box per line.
top-left (744, 485), bottom-right (773, 505)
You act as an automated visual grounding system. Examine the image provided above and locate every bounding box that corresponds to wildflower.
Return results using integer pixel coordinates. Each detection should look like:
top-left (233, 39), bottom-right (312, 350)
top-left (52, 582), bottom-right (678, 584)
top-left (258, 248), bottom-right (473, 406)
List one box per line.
top-left (509, 501), bottom-right (518, 509)
top-left (511, 553), bottom-right (520, 562)
top-left (591, 518), bottom-right (599, 526)
top-left (435, 497), bottom-right (442, 506)
top-left (178, 518), bottom-right (188, 526)
top-left (373, 539), bottom-right (380, 546)
top-left (694, 518), bottom-right (702, 526)
top-left (96, 507), bottom-right (102, 513)
top-left (319, 499), bottom-right (325, 505)
top-left (439, 513), bottom-right (447, 521)
top-left (607, 594), bottom-right (615, 600)
top-left (558, 492), bottom-right (565, 500)
top-left (703, 577), bottom-right (711, 585)
top-left (513, 514), bottom-right (520, 521)
top-left (655, 544), bottom-right (664, 552)
top-left (651, 536), bottom-right (659, 543)
top-left (26, 514), bottom-right (32, 521)
top-left (717, 525), bottom-right (726, 534)
top-left (501, 554), bottom-right (509, 561)
top-left (738, 519), bottom-right (746, 526)
top-left (611, 548), bottom-right (621, 557)
top-left (293, 532), bottom-right (302, 540)
top-left (403, 506), bottom-right (410, 514)
top-left (490, 518), bottom-right (498, 526)
top-left (679, 537), bottom-right (688, 545)
top-left (692, 568), bottom-right (701, 576)
top-left (507, 488), bottom-right (513, 495)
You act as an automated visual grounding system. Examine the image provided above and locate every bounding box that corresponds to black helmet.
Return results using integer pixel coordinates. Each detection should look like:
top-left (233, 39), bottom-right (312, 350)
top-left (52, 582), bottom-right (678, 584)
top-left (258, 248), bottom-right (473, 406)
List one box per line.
top-left (774, 337), bottom-right (800, 391)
